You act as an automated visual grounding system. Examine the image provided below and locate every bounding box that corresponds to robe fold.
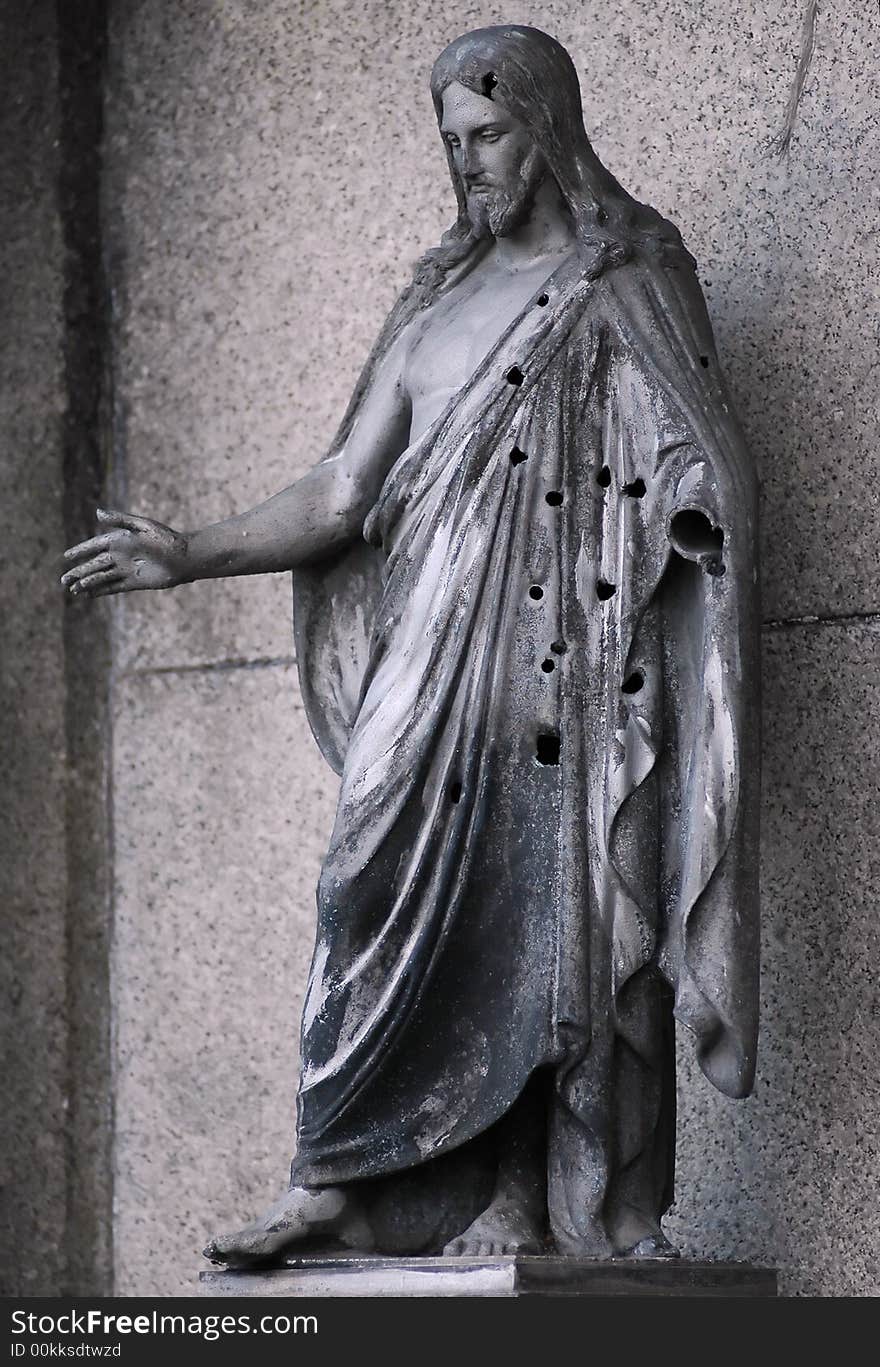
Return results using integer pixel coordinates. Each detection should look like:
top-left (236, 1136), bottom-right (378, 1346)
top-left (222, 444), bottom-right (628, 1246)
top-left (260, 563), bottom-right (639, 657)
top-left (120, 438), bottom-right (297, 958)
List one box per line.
top-left (290, 244), bottom-right (760, 1195)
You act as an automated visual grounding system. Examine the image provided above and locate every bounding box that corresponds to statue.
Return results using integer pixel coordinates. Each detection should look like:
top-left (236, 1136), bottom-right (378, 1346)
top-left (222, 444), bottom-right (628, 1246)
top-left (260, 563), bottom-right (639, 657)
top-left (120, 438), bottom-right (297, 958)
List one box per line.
top-left (61, 26), bottom-right (760, 1266)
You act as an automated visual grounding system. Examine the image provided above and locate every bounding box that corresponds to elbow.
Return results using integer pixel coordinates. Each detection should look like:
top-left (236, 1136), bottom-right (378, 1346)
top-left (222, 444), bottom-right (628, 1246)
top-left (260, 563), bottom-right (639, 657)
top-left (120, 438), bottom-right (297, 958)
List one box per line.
top-left (329, 468), bottom-right (376, 536)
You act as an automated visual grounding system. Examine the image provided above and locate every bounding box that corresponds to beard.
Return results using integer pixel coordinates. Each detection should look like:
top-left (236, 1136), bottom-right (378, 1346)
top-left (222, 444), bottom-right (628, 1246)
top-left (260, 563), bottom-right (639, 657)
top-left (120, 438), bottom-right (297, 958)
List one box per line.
top-left (466, 146), bottom-right (547, 238)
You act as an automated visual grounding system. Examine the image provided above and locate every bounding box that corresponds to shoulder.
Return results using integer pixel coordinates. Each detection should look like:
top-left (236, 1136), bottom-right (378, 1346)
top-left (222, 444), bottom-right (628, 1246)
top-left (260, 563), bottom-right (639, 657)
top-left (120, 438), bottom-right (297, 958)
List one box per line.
top-left (589, 245), bottom-right (716, 364)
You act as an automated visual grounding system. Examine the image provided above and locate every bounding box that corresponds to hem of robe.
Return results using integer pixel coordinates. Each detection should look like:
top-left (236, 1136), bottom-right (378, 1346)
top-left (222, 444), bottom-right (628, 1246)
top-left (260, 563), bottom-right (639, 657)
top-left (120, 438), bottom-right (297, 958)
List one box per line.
top-left (290, 1050), bottom-right (562, 1188)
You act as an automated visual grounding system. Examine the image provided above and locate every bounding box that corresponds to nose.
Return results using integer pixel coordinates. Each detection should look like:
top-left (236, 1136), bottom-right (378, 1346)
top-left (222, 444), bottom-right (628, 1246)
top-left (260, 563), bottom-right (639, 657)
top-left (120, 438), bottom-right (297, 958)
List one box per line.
top-left (460, 145), bottom-right (487, 185)
top-left (461, 155), bottom-right (489, 187)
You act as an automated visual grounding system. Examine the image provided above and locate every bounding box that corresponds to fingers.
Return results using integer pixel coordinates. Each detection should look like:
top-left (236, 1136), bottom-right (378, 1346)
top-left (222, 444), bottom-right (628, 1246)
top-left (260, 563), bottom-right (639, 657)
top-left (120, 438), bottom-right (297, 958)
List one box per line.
top-left (62, 509), bottom-right (158, 570)
top-left (96, 506), bottom-right (152, 534)
top-left (61, 531), bottom-right (120, 565)
top-left (61, 551), bottom-right (117, 589)
top-left (70, 568), bottom-right (126, 598)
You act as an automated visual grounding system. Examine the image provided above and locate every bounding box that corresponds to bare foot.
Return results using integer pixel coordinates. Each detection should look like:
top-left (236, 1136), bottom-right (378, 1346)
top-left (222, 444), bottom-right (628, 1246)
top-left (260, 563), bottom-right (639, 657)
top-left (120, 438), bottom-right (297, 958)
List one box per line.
top-left (443, 1194), bottom-right (543, 1257)
top-left (203, 1185), bottom-right (374, 1267)
top-left (620, 1232), bottom-right (680, 1260)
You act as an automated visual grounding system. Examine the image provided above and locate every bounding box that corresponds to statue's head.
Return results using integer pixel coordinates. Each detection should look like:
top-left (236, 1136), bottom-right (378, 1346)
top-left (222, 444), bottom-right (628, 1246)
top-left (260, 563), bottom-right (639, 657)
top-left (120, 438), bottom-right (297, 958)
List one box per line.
top-left (430, 26), bottom-right (598, 243)
top-left (437, 78), bottom-right (551, 239)
top-left (387, 26), bottom-right (685, 315)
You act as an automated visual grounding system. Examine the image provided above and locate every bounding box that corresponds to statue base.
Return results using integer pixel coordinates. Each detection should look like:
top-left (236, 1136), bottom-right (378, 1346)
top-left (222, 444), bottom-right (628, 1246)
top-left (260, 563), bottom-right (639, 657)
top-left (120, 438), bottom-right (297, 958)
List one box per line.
top-left (199, 1255), bottom-right (777, 1298)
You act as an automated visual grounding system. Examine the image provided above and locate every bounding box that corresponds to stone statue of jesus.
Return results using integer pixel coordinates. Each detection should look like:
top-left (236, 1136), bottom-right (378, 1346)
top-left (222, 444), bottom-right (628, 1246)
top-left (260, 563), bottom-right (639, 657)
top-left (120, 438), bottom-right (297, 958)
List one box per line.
top-left (62, 26), bottom-right (760, 1265)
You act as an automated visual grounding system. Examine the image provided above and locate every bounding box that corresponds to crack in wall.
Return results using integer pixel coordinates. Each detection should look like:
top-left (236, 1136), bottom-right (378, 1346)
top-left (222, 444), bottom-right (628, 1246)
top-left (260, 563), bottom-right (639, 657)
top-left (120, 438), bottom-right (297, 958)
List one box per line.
top-left (118, 654), bottom-right (297, 679)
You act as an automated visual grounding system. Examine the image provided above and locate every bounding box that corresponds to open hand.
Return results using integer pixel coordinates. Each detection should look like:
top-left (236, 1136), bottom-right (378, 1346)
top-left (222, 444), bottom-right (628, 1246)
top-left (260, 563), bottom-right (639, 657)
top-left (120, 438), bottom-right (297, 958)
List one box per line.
top-left (60, 508), bottom-right (190, 598)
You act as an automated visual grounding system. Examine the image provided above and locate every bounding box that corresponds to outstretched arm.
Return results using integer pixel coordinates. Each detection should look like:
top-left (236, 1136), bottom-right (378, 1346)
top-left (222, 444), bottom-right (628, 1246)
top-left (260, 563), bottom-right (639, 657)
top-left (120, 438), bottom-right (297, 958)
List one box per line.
top-left (61, 332), bottom-right (412, 598)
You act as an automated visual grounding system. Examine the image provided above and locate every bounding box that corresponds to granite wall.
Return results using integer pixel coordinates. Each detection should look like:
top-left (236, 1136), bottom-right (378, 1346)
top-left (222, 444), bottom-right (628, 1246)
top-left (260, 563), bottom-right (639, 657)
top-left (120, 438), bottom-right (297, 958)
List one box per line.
top-left (5, 0), bottom-right (878, 1296)
top-left (0, 0), bottom-right (68, 1297)
top-left (0, 0), bottom-right (113, 1296)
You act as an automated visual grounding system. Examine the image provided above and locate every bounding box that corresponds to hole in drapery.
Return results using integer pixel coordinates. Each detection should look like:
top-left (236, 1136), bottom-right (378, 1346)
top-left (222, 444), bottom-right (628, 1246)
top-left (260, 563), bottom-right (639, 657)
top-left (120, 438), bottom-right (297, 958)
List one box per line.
top-left (623, 478), bottom-right (646, 498)
top-left (596, 579), bottom-right (616, 601)
top-left (670, 509), bottom-right (724, 558)
top-left (536, 733), bottom-right (561, 766)
top-left (622, 670), bottom-right (645, 694)
top-left (541, 659), bottom-right (555, 674)
top-left (506, 365), bottom-right (524, 386)
top-left (509, 446), bottom-right (527, 466)
top-left (596, 465), bottom-right (611, 488)
top-left (529, 585), bottom-right (544, 601)
top-left (449, 781), bottom-right (463, 804)
top-left (545, 490), bottom-right (563, 506)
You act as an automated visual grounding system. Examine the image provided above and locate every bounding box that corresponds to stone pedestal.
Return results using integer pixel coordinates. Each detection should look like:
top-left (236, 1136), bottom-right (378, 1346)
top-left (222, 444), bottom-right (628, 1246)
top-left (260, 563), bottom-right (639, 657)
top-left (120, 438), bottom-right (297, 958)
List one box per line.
top-left (200, 1255), bottom-right (777, 1298)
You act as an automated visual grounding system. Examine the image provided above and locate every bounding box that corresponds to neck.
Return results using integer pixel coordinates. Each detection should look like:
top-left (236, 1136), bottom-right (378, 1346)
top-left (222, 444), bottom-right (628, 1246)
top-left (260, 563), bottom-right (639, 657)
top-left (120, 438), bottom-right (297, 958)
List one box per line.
top-left (491, 178), bottom-right (575, 271)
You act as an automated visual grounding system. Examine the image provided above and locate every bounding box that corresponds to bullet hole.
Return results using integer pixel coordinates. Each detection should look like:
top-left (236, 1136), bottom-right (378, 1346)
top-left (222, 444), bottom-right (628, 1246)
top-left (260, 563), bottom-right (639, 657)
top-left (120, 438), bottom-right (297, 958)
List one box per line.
top-left (482, 71), bottom-right (498, 98)
top-left (550, 639), bottom-right (567, 655)
top-left (536, 733), bottom-right (561, 766)
top-left (536, 292), bottom-right (550, 307)
top-left (545, 490), bottom-right (563, 506)
top-left (622, 670), bottom-right (645, 694)
top-left (528, 585), bottom-right (544, 601)
top-left (506, 365), bottom-right (525, 386)
top-left (596, 579), bottom-right (616, 600)
top-left (541, 658), bottom-right (555, 673)
top-left (704, 556), bottom-right (726, 577)
top-left (622, 478), bottom-right (646, 498)
top-left (670, 509), bottom-right (724, 558)
top-left (699, 355), bottom-right (710, 368)
top-left (449, 780), bottom-right (463, 803)
top-left (509, 446), bottom-right (528, 466)
top-left (596, 465), bottom-right (612, 488)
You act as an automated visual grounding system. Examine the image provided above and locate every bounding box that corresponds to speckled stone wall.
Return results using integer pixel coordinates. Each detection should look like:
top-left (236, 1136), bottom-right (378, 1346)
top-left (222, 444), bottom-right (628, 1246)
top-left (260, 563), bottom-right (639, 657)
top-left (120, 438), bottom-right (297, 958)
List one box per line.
top-left (102, 1), bottom-right (879, 1296)
top-left (0, 1), bottom-right (68, 1296)
top-left (1, 0), bottom-right (115, 1296)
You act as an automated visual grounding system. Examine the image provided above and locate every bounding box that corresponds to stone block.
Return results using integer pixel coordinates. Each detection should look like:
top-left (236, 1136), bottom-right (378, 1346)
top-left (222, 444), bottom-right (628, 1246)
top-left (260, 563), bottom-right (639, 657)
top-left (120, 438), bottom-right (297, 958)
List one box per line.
top-left (668, 620), bottom-right (880, 1296)
top-left (103, 2), bottom-right (880, 680)
top-left (111, 664), bottom-right (338, 1295)
top-left (201, 1254), bottom-right (777, 1298)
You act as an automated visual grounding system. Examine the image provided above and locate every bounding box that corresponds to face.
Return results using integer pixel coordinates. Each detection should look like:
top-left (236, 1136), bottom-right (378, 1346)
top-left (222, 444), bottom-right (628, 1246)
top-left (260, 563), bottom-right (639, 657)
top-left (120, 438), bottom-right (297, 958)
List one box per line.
top-left (439, 80), bottom-right (547, 237)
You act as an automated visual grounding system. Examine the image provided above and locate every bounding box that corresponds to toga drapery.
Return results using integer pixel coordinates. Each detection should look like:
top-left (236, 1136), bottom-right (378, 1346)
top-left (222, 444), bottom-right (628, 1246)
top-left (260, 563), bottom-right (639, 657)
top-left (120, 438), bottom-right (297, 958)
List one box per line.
top-left (289, 243), bottom-right (760, 1233)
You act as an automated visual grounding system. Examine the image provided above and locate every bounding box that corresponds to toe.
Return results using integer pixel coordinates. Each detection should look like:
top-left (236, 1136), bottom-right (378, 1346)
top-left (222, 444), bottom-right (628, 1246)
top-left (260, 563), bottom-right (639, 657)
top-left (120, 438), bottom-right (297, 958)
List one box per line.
top-left (203, 1239), bottom-right (230, 1265)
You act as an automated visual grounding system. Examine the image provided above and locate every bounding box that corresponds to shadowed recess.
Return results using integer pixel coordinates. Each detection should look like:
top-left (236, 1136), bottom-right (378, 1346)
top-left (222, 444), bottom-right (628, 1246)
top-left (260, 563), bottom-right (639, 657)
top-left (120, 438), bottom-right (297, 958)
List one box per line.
top-left (535, 733), bottom-right (561, 766)
top-left (622, 670), bottom-right (645, 694)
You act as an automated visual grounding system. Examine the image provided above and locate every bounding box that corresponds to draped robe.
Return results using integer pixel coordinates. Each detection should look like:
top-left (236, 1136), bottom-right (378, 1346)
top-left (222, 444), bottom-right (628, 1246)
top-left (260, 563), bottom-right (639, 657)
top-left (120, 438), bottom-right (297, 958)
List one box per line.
top-left (290, 245), bottom-right (760, 1226)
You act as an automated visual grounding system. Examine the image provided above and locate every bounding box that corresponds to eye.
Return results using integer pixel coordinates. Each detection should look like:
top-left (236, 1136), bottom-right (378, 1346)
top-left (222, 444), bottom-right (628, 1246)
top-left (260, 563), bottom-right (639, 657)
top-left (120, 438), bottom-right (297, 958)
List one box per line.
top-left (445, 135), bottom-right (461, 150)
top-left (478, 130), bottom-right (502, 143)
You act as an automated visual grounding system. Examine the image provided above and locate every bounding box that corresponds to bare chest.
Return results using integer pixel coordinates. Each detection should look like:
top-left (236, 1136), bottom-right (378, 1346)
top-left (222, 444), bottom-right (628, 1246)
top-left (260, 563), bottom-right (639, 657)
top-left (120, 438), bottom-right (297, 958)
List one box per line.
top-left (405, 262), bottom-right (557, 440)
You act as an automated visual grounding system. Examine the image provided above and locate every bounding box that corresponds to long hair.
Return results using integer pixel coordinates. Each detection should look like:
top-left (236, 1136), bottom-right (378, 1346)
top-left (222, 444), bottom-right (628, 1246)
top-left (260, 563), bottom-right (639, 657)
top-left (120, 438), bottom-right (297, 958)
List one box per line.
top-left (418, 26), bottom-right (689, 297)
top-left (320, 26), bottom-right (690, 466)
